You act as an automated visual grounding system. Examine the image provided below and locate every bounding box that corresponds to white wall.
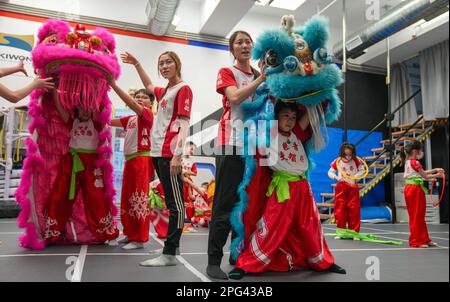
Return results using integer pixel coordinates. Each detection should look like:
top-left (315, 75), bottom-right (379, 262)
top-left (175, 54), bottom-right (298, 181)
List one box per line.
top-left (5, 0), bottom-right (150, 24)
top-left (0, 15), bottom-right (231, 123)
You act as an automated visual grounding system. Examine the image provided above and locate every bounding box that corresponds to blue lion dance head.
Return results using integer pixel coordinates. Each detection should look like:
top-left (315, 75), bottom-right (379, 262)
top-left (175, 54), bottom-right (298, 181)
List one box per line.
top-left (230, 15), bottom-right (343, 260)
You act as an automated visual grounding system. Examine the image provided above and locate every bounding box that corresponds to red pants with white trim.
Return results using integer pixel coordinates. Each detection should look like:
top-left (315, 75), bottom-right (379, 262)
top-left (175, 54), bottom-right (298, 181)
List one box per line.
top-left (404, 184), bottom-right (431, 247)
top-left (149, 208), bottom-right (170, 239)
top-left (45, 153), bottom-right (119, 244)
top-left (334, 181), bottom-right (361, 232)
top-left (120, 156), bottom-right (154, 243)
top-left (236, 179), bottom-right (334, 273)
top-left (184, 184), bottom-right (195, 221)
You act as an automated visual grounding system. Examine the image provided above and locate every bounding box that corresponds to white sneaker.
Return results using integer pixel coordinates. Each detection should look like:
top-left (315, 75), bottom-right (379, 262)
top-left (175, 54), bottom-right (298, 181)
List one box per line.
top-left (428, 241), bottom-right (438, 247)
top-left (418, 244), bottom-right (429, 248)
top-left (106, 239), bottom-right (119, 246)
top-left (122, 242), bottom-right (144, 250)
top-left (334, 236), bottom-right (342, 240)
top-left (118, 236), bottom-right (129, 244)
top-left (353, 237), bottom-right (361, 241)
top-left (139, 254), bottom-right (178, 267)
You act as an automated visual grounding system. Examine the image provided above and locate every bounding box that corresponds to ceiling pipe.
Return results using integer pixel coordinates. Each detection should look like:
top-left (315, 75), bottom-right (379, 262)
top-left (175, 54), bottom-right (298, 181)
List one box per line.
top-left (146, 0), bottom-right (180, 36)
top-left (333, 0), bottom-right (449, 60)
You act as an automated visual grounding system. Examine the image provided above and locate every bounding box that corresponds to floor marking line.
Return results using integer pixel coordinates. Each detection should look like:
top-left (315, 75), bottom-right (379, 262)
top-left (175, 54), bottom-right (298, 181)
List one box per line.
top-left (1, 246), bottom-right (448, 259)
top-left (360, 226), bottom-right (449, 242)
top-left (149, 233), bottom-right (211, 283)
top-left (0, 253), bottom-right (78, 257)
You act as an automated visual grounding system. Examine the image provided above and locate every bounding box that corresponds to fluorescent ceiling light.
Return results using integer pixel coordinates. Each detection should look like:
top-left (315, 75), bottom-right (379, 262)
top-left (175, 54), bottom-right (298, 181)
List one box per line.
top-left (256, 0), bottom-right (271, 5)
top-left (172, 15), bottom-right (181, 27)
top-left (269, 0), bottom-right (307, 11)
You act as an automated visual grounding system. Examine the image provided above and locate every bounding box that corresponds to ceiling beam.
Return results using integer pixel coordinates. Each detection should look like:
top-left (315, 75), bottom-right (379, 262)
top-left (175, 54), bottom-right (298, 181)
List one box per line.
top-left (199, 0), bottom-right (254, 37)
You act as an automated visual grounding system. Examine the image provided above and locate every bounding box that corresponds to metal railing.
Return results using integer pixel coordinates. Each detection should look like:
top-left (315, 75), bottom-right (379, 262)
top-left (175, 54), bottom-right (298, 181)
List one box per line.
top-left (321, 88), bottom-right (425, 223)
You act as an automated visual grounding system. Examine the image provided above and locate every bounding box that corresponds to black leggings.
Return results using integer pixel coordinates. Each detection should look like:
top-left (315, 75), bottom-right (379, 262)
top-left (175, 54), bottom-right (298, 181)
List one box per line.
top-left (207, 153), bottom-right (245, 265)
top-left (152, 157), bottom-right (185, 255)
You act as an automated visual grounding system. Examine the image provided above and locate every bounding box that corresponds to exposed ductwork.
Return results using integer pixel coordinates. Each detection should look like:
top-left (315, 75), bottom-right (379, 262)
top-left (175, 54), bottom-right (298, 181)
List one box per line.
top-left (146, 0), bottom-right (180, 36)
top-left (333, 0), bottom-right (449, 60)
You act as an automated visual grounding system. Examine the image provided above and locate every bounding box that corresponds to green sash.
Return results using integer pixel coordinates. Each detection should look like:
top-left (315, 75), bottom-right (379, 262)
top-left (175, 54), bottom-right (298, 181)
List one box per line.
top-left (405, 177), bottom-right (428, 194)
top-left (69, 148), bottom-right (97, 200)
top-left (125, 151), bottom-right (151, 161)
top-left (325, 228), bottom-right (403, 245)
top-left (266, 171), bottom-right (306, 203)
top-left (148, 187), bottom-right (165, 210)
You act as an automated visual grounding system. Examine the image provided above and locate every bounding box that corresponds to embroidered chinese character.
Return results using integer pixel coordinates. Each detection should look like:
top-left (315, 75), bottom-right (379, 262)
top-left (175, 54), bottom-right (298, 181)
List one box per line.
top-left (288, 153), bottom-right (297, 162)
top-left (161, 99), bottom-right (168, 110)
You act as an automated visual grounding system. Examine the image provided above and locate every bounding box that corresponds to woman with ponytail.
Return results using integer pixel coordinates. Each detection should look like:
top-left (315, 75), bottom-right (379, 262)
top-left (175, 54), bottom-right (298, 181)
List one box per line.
top-left (120, 51), bottom-right (193, 266)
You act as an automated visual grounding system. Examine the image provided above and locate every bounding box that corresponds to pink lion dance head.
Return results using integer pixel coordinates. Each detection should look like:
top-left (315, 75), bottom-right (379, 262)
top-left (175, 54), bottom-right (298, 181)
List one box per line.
top-left (16, 20), bottom-right (120, 249)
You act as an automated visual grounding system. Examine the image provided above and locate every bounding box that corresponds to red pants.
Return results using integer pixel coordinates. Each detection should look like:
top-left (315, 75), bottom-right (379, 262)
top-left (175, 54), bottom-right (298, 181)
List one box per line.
top-left (45, 153), bottom-right (119, 244)
top-left (236, 179), bottom-right (334, 273)
top-left (149, 208), bottom-right (170, 239)
top-left (120, 156), bottom-right (154, 243)
top-left (183, 184), bottom-right (195, 220)
top-left (404, 184), bottom-right (431, 247)
top-left (334, 181), bottom-right (361, 232)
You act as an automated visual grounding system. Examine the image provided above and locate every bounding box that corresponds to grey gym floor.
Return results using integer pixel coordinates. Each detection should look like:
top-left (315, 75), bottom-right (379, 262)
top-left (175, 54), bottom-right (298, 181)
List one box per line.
top-left (0, 218), bottom-right (448, 282)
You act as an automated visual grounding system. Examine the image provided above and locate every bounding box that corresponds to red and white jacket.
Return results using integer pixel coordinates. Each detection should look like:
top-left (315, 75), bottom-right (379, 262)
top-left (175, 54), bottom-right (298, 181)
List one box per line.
top-left (151, 82), bottom-right (193, 158)
top-left (120, 107), bottom-right (154, 156)
top-left (216, 66), bottom-right (256, 147)
top-left (404, 159), bottom-right (423, 180)
top-left (328, 157), bottom-right (365, 185)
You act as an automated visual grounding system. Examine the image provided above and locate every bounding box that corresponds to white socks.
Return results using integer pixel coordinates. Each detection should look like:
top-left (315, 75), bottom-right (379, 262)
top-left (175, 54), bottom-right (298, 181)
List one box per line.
top-left (122, 241), bottom-right (144, 250)
top-left (148, 248), bottom-right (180, 255)
top-left (139, 254), bottom-right (178, 267)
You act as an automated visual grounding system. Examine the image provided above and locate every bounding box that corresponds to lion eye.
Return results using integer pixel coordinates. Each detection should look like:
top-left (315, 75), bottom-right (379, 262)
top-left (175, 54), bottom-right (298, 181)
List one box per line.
top-left (297, 41), bottom-right (306, 51)
top-left (264, 49), bottom-right (279, 67)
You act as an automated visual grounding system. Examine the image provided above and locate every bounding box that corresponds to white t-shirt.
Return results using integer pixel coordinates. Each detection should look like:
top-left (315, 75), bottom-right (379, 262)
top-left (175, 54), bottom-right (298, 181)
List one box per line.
top-left (69, 118), bottom-right (99, 150)
top-left (328, 157), bottom-right (365, 185)
top-left (404, 159), bottom-right (423, 179)
top-left (266, 124), bottom-right (311, 175)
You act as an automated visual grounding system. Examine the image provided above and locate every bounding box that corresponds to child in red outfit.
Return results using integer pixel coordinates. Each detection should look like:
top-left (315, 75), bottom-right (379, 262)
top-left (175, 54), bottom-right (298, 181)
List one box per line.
top-left (181, 141), bottom-right (198, 221)
top-left (400, 140), bottom-right (445, 248)
top-left (110, 85), bottom-right (155, 250)
top-left (328, 143), bottom-right (366, 235)
top-left (228, 102), bottom-right (345, 279)
top-left (45, 90), bottom-right (119, 244)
